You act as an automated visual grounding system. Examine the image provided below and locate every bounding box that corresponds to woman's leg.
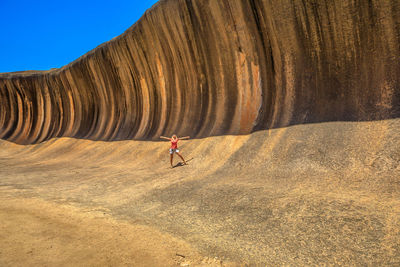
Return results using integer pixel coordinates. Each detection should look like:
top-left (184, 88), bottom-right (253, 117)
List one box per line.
top-left (170, 153), bottom-right (174, 167)
top-left (176, 152), bottom-right (187, 165)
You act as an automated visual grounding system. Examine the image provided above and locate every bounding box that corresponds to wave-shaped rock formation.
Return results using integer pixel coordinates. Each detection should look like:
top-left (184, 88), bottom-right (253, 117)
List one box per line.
top-left (1, 0), bottom-right (400, 144)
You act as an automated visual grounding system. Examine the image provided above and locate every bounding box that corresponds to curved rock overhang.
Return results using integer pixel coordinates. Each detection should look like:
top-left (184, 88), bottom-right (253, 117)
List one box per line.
top-left (1, 0), bottom-right (399, 144)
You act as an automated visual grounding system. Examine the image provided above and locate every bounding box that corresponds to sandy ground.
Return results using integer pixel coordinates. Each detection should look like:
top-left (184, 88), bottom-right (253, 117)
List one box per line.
top-left (1, 119), bottom-right (400, 265)
top-left (0, 198), bottom-right (223, 267)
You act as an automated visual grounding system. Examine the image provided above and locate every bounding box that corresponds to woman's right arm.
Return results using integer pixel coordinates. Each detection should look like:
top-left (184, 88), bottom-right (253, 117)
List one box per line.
top-left (160, 136), bottom-right (171, 140)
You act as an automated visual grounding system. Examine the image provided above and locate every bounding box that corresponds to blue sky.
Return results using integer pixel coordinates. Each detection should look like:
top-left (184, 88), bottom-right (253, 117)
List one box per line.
top-left (0, 0), bottom-right (159, 73)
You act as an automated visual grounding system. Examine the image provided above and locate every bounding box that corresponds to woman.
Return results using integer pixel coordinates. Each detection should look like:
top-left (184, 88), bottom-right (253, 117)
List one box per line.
top-left (160, 135), bottom-right (190, 168)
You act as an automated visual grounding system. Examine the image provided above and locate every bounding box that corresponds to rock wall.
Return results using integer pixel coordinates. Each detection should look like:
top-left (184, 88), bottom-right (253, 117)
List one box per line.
top-left (1, 0), bottom-right (399, 144)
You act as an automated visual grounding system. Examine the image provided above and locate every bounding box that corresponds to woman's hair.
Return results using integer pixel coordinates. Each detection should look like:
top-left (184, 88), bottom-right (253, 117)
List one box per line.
top-left (172, 134), bottom-right (177, 138)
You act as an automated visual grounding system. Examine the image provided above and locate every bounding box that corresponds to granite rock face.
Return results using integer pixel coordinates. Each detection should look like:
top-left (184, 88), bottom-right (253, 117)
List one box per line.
top-left (1, 0), bottom-right (399, 144)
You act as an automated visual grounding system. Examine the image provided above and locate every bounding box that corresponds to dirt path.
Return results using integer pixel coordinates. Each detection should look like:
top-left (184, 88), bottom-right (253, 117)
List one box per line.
top-left (0, 198), bottom-right (226, 267)
top-left (0, 119), bottom-right (399, 265)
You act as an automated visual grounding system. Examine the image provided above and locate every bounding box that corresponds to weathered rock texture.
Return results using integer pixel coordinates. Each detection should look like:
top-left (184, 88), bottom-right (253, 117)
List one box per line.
top-left (1, 119), bottom-right (400, 265)
top-left (1, 0), bottom-right (400, 144)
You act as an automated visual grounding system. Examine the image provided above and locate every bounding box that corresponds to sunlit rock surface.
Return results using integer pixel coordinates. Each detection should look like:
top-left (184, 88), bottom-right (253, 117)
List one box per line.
top-left (1, 0), bottom-right (400, 265)
top-left (1, 0), bottom-right (399, 144)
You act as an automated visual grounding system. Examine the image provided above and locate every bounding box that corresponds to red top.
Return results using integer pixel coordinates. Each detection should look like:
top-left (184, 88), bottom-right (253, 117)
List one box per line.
top-left (171, 138), bottom-right (179, 149)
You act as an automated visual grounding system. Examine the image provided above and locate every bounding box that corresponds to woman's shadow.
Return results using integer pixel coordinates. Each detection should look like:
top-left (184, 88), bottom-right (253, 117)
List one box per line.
top-left (172, 158), bottom-right (194, 168)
